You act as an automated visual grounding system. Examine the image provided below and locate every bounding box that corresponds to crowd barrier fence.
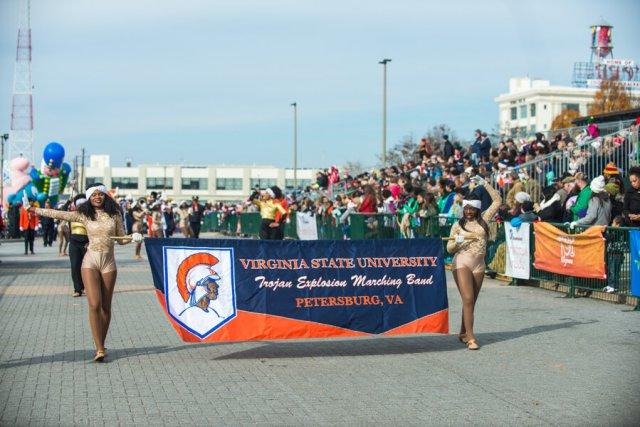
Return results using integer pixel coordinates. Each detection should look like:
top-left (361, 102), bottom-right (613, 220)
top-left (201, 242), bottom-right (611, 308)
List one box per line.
top-left (224, 212), bottom-right (637, 307)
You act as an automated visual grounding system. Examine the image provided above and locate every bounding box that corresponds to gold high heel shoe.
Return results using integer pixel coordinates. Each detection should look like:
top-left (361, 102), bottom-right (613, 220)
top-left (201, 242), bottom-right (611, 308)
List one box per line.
top-left (93, 350), bottom-right (106, 362)
top-left (466, 339), bottom-right (480, 350)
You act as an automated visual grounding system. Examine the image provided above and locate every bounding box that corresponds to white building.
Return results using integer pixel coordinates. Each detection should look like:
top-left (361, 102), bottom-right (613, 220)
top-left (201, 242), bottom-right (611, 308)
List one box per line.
top-left (80, 155), bottom-right (317, 202)
top-left (494, 77), bottom-right (640, 137)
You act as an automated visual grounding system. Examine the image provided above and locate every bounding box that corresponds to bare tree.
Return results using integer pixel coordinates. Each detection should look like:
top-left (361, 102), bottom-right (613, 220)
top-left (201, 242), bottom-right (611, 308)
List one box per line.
top-left (342, 161), bottom-right (365, 176)
top-left (422, 124), bottom-right (459, 153)
top-left (376, 134), bottom-right (417, 166)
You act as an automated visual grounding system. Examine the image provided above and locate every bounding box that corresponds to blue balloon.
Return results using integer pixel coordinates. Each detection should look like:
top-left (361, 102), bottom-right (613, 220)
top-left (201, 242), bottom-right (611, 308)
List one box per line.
top-left (510, 217), bottom-right (523, 228)
top-left (61, 162), bottom-right (71, 175)
top-left (43, 142), bottom-right (65, 169)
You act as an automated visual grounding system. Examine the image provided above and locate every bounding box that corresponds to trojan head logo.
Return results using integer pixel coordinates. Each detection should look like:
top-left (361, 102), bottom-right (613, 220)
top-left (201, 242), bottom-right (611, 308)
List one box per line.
top-left (164, 247), bottom-right (237, 339)
top-left (177, 253), bottom-right (223, 317)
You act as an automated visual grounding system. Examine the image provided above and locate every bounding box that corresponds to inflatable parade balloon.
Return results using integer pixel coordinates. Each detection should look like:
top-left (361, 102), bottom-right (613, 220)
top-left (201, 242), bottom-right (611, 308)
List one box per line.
top-left (28, 142), bottom-right (71, 205)
top-left (4, 157), bottom-right (37, 206)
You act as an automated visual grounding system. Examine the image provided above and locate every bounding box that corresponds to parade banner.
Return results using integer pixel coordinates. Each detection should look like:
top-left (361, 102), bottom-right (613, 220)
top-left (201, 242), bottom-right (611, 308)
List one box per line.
top-left (145, 238), bottom-right (448, 343)
top-left (295, 212), bottom-right (318, 240)
top-left (630, 230), bottom-right (640, 297)
top-left (533, 222), bottom-right (606, 279)
top-left (504, 222), bottom-right (530, 280)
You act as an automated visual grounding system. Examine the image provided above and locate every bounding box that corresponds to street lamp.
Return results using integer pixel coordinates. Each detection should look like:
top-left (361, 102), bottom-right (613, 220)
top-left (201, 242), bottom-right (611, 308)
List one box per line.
top-left (379, 58), bottom-right (391, 165)
top-left (0, 133), bottom-right (9, 206)
top-left (291, 102), bottom-right (298, 189)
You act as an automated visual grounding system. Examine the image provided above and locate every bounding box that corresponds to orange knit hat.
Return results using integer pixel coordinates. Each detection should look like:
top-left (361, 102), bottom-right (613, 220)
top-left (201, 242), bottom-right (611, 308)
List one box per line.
top-left (603, 162), bottom-right (619, 176)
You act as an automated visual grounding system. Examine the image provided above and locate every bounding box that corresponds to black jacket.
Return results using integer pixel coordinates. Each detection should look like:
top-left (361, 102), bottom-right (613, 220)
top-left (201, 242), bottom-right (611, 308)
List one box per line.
top-left (40, 216), bottom-right (55, 228)
top-left (443, 141), bottom-right (454, 160)
top-left (189, 203), bottom-right (204, 223)
top-left (480, 137), bottom-right (492, 159)
top-left (622, 188), bottom-right (640, 227)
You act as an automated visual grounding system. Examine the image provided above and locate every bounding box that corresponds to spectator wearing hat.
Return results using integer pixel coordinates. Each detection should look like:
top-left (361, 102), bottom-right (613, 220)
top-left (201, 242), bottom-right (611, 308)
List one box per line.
top-left (603, 162), bottom-right (619, 180)
top-left (510, 200), bottom-right (538, 228)
top-left (622, 166), bottom-right (640, 227)
top-left (250, 188), bottom-right (287, 240)
top-left (571, 173), bottom-right (592, 221)
top-left (539, 176), bottom-right (573, 222)
top-left (570, 176), bottom-right (611, 228)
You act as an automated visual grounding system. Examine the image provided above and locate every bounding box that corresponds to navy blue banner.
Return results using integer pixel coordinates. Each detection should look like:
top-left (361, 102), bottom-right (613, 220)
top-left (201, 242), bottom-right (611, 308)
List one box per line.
top-left (145, 238), bottom-right (448, 341)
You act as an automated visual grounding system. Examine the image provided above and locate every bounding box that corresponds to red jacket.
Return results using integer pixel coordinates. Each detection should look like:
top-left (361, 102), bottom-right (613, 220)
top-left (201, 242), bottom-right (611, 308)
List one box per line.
top-left (20, 207), bottom-right (39, 230)
top-left (274, 198), bottom-right (288, 223)
top-left (358, 195), bottom-right (377, 213)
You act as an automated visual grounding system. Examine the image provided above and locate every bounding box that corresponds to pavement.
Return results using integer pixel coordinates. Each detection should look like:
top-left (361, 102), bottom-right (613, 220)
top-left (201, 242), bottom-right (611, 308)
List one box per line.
top-left (0, 233), bottom-right (639, 426)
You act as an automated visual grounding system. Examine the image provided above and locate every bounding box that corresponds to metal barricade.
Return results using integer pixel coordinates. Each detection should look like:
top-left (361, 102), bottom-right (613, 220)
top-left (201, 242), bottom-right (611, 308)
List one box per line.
top-left (528, 223), bottom-right (634, 298)
top-left (239, 212), bottom-right (261, 237)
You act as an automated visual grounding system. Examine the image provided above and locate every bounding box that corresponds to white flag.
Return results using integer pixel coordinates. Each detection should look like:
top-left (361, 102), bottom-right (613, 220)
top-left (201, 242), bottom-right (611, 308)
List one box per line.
top-left (504, 222), bottom-right (531, 280)
top-left (295, 212), bottom-right (318, 240)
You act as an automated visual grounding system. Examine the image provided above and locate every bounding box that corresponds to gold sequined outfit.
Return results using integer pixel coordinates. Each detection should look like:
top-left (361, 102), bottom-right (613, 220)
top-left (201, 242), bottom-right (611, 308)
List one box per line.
top-left (447, 184), bottom-right (501, 274)
top-left (35, 208), bottom-right (127, 273)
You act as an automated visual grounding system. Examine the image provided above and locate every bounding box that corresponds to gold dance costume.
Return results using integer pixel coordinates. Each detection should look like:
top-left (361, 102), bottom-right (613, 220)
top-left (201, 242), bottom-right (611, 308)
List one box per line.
top-left (35, 208), bottom-right (126, 273)
top-left (447, 184), bottom-right (502, 274)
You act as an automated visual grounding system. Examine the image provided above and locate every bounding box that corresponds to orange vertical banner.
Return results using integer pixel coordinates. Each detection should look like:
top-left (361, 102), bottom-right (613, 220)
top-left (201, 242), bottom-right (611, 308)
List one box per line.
top-left (533, 222), bottom-right (606, 279)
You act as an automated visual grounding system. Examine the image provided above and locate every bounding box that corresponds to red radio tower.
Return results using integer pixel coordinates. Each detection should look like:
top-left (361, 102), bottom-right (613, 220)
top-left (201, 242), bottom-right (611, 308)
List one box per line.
top-left (9, 0), bottom-right (34, 162)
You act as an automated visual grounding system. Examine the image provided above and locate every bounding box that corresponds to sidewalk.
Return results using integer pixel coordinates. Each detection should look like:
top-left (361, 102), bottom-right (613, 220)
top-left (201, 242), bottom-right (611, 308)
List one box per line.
top-left (0, 237), bottom-right (639, 425)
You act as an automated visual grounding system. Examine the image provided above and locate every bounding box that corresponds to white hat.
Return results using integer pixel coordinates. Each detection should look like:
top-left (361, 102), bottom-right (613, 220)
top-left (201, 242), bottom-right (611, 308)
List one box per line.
top-left (515, 192), bottom-right (531, 204)
top-left (590, 175), bottom-right (606, 193)
top-left (465, 167), bottom-right (474, 175)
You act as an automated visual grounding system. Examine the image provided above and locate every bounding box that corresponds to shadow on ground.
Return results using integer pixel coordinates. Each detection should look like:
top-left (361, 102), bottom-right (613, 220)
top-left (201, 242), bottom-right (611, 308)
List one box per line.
top-left (0, 320), bottom-right (595, 368)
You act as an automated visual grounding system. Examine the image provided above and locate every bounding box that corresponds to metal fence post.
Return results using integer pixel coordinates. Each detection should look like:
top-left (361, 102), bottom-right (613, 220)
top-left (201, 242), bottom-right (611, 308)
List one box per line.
top-left (566, 277), bottom-right (576, 298)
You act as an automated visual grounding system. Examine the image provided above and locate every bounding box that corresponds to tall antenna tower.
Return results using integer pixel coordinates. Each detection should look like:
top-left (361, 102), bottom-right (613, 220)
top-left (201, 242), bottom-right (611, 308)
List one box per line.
top-left (9, 0), bottom-right (34, 163)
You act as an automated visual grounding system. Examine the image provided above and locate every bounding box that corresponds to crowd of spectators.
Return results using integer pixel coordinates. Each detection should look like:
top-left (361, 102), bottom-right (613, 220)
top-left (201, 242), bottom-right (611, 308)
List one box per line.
top-left (267, 123), bottom-right (640, 233)
top-left (4, 121), bottom-right (637, 245)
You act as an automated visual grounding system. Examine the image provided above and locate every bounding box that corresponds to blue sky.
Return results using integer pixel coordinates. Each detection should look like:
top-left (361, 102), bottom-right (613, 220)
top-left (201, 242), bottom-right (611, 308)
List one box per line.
top-left (1, 0), bottom-right (639, 168)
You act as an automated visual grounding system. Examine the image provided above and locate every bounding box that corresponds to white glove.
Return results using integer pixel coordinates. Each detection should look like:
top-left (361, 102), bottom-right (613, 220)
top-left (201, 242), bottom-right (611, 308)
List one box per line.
top-left (455, 234), bottom-right (465, 244)
top-left (131, 232), bottom-right (143, 243)
top-left (22, 190), bottom-right (29, 208)
top-left (569, 221), bottom-right (577, 230)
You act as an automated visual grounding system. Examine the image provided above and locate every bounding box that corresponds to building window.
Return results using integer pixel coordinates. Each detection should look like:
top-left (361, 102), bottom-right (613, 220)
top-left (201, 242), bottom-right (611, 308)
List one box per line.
top-left (543, 104), bottom-right (547, 110)
top-left (561, 103), bottom-right (580, 112)
top-left (519, 105), bottom-right (527, 119)
top-left (85, 177), bottom-right (102, 187)
top-left (519, 127), bottom-right (527, 135)
top-left (181, 178), bottom-right (208, 190)
top-left (250, 178), bottom-right (277, 189)
top-left (510, 128), bottom-right (517, 137)
top-left (111, 177), bottom-right (138, 189)
top-left (530, 103), bottom-right (536, 117)
top-left (510, 107), bottom-right (517, 120)
top-left (215, 178), bottom-right (243, 191)
top-left (285, 179), bottom-right (312, 190)
top-left (146, 177), bottom-right (172, 190)
top-left (530, 125), bottom-right (536, 133)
